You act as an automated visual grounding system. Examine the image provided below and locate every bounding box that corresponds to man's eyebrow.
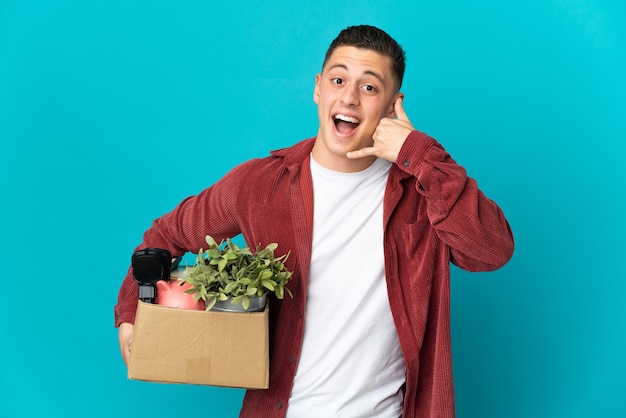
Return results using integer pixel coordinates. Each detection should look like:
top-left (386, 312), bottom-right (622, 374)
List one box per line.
top-left (327, 63), bottom-right (386, 84)
top-left (363, 70), bottom-right (385, 84)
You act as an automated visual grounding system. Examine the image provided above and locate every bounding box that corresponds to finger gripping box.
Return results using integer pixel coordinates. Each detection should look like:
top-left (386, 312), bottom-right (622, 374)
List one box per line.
top-left (128, 301), bottom-right (269, 389)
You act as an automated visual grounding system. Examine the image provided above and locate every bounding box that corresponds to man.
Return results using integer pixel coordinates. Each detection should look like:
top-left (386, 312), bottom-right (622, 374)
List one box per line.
top-left (115, 25), bottom-right (514, 418)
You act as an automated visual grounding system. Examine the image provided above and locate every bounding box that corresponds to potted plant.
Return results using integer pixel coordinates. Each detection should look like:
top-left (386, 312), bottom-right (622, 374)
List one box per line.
top-left (181, 235), bottom-right (293, 312)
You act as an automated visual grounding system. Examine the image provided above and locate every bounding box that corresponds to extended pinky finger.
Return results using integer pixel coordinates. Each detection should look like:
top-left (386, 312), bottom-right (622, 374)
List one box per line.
top-left (346, 147), bottom-right (377, 159)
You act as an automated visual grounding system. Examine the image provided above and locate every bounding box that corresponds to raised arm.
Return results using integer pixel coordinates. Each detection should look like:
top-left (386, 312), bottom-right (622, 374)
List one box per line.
top-left (399, 130), bottom-right (514, 271)
top-left (348, 97), bottom-right (513, 271)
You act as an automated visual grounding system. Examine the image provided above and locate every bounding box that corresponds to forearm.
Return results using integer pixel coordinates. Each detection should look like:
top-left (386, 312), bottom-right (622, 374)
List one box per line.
top-left (113, 162), bottom-right (249, 326)
top-left (114, 267), bottom-right (139, 327)
top-left (435, 177), bottom-right (514, 271)
top-left (398, 130), bottom-right (514, 271)
top-left (112, 200), bottom-right (210, 327)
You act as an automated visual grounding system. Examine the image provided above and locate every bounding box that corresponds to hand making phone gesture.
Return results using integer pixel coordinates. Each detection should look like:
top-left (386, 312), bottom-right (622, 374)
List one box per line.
top-left (347, 96), bottom-right (415, 164)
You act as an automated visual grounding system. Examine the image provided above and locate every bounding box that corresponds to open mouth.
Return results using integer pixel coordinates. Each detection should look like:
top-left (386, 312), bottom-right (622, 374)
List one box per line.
top-left (333, 114), bottom-right (360, 135)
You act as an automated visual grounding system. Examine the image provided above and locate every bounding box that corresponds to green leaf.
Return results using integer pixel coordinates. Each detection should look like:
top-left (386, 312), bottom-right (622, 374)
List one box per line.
top-left (242, 296), bottom-right (250, 310)
top-left (206, 235), bottom-right (217, 247)
top-left (205, 298), bottom-right (217, 311)
top-left (224, 281), bottom-right (239, 294)
top-left (217, 258), bottom-right (228, 272)
top-left (261, 280), bottom-right (275, 291)
top-left (206, 248), bottom-right (219, 257)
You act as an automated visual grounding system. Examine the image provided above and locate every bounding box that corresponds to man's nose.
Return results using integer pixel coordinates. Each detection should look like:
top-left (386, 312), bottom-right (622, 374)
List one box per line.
top-left (339, 84), bottom-right (360, 106)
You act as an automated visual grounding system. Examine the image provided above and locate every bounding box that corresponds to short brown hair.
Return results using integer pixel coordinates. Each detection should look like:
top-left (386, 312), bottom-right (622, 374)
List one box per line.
top-left (323, 25), bottom-right (406, 90)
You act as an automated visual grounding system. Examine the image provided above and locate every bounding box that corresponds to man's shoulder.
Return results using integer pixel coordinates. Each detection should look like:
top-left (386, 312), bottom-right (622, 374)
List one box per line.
top-left (268, 137), bottom-right (316, 164)
top-left (230, 137), bottom-right (315, 180)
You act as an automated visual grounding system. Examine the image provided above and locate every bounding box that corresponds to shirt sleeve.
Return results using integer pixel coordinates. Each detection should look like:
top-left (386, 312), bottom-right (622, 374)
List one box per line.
top-left (396, 130), bottom-right (514, 272)
top-left (113, 160), bottom-right (255, 326)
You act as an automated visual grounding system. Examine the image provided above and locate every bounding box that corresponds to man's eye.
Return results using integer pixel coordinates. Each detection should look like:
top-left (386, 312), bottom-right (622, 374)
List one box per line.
top-left (362, 84), bottom-right (377, 93)
top-left (331, 78), bottom-right (343, 85)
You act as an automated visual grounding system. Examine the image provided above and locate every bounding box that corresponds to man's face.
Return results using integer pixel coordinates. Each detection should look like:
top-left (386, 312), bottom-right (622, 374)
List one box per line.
top-left (312, 45), bottom-right (400, 172)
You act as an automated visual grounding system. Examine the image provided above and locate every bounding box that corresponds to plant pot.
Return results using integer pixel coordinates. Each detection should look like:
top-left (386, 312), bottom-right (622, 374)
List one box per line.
top-left (210, 294), bottom-right (267, 312)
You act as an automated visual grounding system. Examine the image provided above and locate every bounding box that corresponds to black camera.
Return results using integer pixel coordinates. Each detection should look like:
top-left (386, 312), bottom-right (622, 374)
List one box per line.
top-left (131, 248), bottom-right (180, 303)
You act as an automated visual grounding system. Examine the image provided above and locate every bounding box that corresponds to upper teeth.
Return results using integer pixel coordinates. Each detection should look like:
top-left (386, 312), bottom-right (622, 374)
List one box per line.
top-left (335, 114), bottom-right (359, 123)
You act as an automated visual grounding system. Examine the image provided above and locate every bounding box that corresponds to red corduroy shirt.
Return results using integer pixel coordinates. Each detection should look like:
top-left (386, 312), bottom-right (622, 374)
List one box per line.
top-left (115, 131), bottom-right (514, 418)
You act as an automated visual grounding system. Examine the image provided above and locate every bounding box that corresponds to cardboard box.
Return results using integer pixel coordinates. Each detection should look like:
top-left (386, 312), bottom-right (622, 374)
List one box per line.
top-left (128, 301), bottom-right (269, 389)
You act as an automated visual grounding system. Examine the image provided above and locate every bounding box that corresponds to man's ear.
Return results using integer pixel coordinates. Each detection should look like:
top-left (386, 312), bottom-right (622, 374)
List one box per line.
top-left (313, 73), bottom-right (321, 104)
top-left (388, 93), bottom-right (404, 118)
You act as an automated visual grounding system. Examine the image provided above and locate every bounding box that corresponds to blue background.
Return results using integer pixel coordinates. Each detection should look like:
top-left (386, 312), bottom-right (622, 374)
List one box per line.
top-left (1, 1), bottom-right (624, 417)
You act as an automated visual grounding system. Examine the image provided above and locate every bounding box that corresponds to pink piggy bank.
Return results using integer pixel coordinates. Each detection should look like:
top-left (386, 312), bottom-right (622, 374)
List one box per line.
top-left (156, 280), bottom-right (205, 310)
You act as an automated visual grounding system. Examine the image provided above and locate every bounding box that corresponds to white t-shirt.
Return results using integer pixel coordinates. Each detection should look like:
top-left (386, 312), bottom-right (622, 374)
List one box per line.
top-left (286, 156), bottom-right (406, 418)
